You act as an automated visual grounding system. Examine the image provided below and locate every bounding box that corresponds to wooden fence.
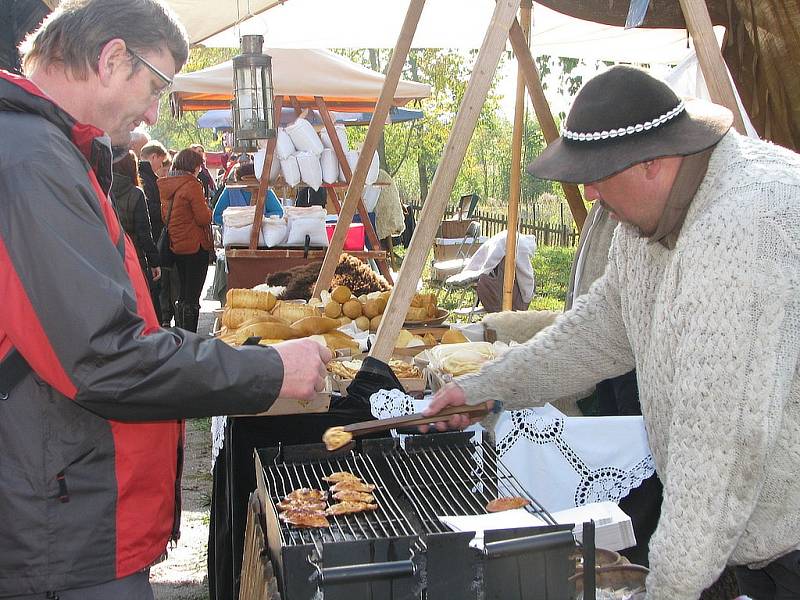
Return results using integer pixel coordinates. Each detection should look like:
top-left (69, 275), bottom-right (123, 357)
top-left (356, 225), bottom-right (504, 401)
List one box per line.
top-left (407, 202), bottom-right (579, 247)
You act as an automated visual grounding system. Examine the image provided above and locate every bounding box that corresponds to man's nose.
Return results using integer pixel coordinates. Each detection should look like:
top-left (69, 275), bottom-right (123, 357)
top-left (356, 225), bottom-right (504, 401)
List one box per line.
top-left (143, 100), bottom-right (160, 127)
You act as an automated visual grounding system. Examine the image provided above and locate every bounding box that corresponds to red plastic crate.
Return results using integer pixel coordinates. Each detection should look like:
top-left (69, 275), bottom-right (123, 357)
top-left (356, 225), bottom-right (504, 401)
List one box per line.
top-left (325, 222), bottom-right (365, 250)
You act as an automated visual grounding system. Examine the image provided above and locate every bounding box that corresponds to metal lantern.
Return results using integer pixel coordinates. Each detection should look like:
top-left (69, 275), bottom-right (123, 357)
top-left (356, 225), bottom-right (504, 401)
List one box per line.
top-left (232, 34), bottom-right (275, 151)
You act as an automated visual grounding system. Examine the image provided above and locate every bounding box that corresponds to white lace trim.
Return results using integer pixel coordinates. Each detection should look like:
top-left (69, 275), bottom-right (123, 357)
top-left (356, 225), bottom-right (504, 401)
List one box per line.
top-left (563, 101), bottom-right (685, 142)
top-left (211, 415), bottom-right (227, 472)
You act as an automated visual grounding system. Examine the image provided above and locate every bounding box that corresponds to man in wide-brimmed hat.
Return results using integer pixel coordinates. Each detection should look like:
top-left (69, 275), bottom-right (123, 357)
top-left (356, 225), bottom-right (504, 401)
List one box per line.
top-left (425, 65), bottom-right (800, 599)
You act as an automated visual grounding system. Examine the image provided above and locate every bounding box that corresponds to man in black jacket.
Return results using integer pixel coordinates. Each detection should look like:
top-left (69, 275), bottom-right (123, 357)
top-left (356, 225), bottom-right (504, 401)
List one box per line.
top-left (140, 140), bottom-right (175, 324)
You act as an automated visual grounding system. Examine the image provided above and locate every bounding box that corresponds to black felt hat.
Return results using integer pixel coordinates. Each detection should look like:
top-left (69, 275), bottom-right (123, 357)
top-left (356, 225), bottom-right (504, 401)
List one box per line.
top-left (528, 65), bottom-right (733, 184)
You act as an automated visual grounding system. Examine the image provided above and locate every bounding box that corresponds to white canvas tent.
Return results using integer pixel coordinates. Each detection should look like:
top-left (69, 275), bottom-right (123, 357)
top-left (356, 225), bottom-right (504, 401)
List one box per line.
top-left (199, 0), bottom-right (722, 65)
top-left (162, 0), bottom-right (283, 45)
top-left (170, 47), bottom-right (431, 113)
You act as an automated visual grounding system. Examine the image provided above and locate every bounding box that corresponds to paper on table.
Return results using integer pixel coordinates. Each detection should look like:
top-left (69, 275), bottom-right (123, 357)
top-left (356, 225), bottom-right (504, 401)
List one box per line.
top-left (438, 509), bottom-right (547, 548)
top-left (437, 501), bottom-right (636, 552)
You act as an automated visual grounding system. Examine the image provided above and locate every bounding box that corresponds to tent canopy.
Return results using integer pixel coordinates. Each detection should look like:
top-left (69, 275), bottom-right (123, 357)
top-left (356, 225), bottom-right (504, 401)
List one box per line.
top-left (534, 0), bottom-right (799, 152)
top-left (199, 0), bottom-right (714, 65)
top-left (170, 47), bottom-right (431, 114)
top-left (162, 0), bottom-right (283, 45)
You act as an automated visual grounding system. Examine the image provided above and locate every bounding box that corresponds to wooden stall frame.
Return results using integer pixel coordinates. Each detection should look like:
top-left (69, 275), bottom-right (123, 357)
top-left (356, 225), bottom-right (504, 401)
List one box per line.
top-left (311, 0), bottom-right (427, 299)
top-left (370, 0), bottom-right (746, 355)
top-left (370, 0), bottom-right (522, 362)
top-left (502, 0), bottom-right (532, 311)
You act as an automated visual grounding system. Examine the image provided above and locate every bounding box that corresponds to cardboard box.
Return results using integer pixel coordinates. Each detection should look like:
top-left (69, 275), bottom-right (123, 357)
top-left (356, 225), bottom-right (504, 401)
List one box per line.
top-left (327, 355), bottom-right (427, 396)
top-left (438, 219), bottom-right (477, 239)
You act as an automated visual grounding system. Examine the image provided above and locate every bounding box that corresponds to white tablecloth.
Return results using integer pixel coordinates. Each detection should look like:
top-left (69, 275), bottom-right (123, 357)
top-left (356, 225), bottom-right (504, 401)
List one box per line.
top-left (369, 389), bottom-right (655, 513)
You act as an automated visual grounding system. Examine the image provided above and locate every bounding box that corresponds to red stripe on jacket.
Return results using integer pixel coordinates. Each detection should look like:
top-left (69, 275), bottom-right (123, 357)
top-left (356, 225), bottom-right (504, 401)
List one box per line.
top-left (0, 238), bottom-right (78, 398)
top-left (84, 166), bottom-right (180, 577)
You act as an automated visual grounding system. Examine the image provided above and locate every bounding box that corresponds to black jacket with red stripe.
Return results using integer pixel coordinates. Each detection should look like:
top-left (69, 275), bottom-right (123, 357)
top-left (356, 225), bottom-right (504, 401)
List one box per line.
top-left (0, 71), bottom-right (284, 595)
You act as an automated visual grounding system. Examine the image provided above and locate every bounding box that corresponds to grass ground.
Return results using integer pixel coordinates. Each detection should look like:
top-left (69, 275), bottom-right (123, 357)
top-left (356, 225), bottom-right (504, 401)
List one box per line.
top-left (405, 243), bottom-right (576, 318)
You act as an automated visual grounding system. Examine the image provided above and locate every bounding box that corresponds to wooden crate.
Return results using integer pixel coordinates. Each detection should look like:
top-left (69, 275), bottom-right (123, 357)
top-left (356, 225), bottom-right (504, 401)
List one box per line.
top-left (238, 492), bottom-right (281, 600)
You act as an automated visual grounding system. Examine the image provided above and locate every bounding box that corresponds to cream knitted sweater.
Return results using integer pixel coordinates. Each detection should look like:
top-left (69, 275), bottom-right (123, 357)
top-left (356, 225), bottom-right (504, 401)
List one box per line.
top-left (458, 131), bottom-right (800, 599)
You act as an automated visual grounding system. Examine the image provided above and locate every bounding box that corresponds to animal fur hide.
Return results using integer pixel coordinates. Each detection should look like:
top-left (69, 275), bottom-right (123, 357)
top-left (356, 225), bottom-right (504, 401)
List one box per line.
top-left (265, 253), bottom-right (391, 300)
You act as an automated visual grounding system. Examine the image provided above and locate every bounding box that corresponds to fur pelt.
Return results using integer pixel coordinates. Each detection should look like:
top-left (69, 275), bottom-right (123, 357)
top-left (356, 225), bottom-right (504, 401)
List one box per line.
top-left (265, 253), bottom-right (391, 300)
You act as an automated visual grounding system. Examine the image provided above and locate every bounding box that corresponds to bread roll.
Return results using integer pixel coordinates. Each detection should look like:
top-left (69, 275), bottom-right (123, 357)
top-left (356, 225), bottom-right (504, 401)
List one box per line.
top-left (226, 288), bottom-right (277, 311)
top-left (222, 307), bottom-right (275, 329)
top-left (272, 301), bottom-right (321, 323)
top-left (292, 316), bottom-right (341, 336)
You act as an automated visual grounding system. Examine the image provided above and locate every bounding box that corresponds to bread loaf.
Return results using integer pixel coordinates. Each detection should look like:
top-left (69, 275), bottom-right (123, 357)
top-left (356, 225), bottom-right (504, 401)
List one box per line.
top-left (226, 288), bottom-right (277, 311)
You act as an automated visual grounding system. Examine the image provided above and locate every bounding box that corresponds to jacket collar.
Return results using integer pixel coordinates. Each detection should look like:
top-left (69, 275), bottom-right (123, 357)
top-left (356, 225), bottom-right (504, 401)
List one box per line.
top-left (0, 70), bottom-right (113, 194)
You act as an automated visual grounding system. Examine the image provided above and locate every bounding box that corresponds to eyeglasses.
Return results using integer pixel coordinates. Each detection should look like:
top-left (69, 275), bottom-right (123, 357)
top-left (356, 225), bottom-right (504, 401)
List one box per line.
top-left (127, 49), bottom-right (173, 100)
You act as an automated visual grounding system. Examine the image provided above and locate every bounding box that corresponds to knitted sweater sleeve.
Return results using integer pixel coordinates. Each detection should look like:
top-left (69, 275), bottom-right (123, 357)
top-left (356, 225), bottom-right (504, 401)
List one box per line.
top-left (457, 248), bottom-right (635, 408)
top-left (644, 205), bottom-right (800, 599)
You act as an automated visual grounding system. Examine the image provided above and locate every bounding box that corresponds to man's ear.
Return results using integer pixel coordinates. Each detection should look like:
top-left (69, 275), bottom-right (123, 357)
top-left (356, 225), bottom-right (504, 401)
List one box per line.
top-left (97, 39), bottom-right (128, 86)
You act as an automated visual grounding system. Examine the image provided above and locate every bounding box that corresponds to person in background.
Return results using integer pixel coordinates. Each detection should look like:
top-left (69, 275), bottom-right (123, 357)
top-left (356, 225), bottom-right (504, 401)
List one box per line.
top-left (156, 153), bottom-right (171, 178)
top-left (111, 150), bottom-right (161, 291)
top-left (424, 65), bottom-right (800, 600)
top-left (190, 143), bottom-right (216, 203)
top-left (0, 0), bottom-right (330, 597)
top-left (140, 139), bottom-right (168, 321)
top-left (157, 148), bottom-right (213, 332)
top-left (129, 129), bottom-right (150, 157)
top-left (212, 161), bottom-right (283, 227)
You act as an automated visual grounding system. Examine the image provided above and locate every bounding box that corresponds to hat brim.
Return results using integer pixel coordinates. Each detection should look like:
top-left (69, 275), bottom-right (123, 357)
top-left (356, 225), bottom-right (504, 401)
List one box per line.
top-left (527, 99), bottom-right (733, 184)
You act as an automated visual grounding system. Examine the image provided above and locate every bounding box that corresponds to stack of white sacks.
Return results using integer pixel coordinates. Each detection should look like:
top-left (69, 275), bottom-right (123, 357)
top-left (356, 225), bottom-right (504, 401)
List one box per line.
top-left (223, 117), bottom-right (381, 248)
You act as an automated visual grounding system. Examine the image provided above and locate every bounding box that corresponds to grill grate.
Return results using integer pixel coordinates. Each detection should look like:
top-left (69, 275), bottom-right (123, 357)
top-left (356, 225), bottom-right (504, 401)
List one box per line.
top-left (384, 435), bottom-right (556, 534)
top-left (264, 451), bottom-right (417, 548)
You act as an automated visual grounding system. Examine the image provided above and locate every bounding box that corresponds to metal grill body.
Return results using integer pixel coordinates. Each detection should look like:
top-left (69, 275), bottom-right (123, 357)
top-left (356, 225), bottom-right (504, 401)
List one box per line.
top-left (255, 432), bottom-right (579, 600)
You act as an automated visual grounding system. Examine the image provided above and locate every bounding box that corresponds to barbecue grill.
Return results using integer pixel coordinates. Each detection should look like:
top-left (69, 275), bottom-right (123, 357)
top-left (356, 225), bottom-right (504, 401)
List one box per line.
top-left (254, 431), bottom-right (597, 599)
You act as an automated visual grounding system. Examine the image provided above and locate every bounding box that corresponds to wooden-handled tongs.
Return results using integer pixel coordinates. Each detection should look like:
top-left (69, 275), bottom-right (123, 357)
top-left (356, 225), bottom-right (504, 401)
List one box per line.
top-left (323, 401), bottom-right (494, 451)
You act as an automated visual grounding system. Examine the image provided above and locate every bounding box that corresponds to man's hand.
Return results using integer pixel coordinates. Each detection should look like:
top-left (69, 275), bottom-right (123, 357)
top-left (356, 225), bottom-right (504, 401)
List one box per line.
top-left (419, 382), bottom-right (482, 433)
top-left (273, 339), bottom-right (332, 400)
top-left (151, 267), bottom-right (161, 282)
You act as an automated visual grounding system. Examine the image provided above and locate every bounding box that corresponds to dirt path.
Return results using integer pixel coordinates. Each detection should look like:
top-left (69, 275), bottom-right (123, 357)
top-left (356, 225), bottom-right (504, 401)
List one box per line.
top-left (151, 268), bottom-right (219, 600)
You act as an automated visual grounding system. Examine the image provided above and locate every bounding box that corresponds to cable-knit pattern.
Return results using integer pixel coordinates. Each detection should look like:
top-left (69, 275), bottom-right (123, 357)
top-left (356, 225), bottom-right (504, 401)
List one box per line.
top-left (457, 131), bottom-right (800, 599)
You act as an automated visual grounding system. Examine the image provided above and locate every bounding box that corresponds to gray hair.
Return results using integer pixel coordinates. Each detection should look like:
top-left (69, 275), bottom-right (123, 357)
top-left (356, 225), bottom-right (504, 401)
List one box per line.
top-left (21, 0), bottom-right (189, 80)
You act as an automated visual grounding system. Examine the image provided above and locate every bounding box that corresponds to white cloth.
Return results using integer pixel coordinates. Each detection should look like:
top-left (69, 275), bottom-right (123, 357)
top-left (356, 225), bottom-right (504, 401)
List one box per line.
top-left (495, 404), bottom-right (654, 512)
top-left (457, 131), bottom-right (800, 599)
top-left (461, 230), bottom-right (536, 302)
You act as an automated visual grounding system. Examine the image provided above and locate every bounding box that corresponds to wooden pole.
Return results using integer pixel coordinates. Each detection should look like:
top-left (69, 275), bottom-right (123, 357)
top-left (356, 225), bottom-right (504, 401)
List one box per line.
top-left (507, 18), bottom-right (587, 231)
top-left (502, 0), bottom-right (531, 311)
top-left (370, 0), bottom-right (522, 362)
top-left (677, 0), bottom-right (747, 134)
top-left (248, 95), bottom-right (284, 250)
top-left (314, 96), bottom-right (393, 284)
top-left (311, 0), bottom-right (426, 298)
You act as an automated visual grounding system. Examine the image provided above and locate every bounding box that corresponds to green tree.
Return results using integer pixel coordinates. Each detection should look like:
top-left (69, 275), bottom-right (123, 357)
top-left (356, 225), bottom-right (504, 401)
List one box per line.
top-left (148, 47), bottom-right (237, 151)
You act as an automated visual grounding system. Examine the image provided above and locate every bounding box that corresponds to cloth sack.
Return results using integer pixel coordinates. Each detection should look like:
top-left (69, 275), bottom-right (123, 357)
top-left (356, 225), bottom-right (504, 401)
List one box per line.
top-left (338, 149), bottom-right (379, 184)
top-left (285, 118), bottom-right (324, 156)
top-left (275, 128), bottom-right (296, 160)
top-left (320, 148), bottom-right (339, 184)
top-left (262, 216), bottom-right (288, 247)
top-left (295, 151), bottom-right (323, 191)
top-left (361, 185), bottom-right (380, 212)
top-left (254, 148), bottom-right (281, 183)
top-left (320, 124), bottom-right (348, 152)
top-left (280, 155), bottom-right (301, 187)
top-left (284, 205), bottom-right (328, 246)
top-left (223, 225), bottom-right (265, 247)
